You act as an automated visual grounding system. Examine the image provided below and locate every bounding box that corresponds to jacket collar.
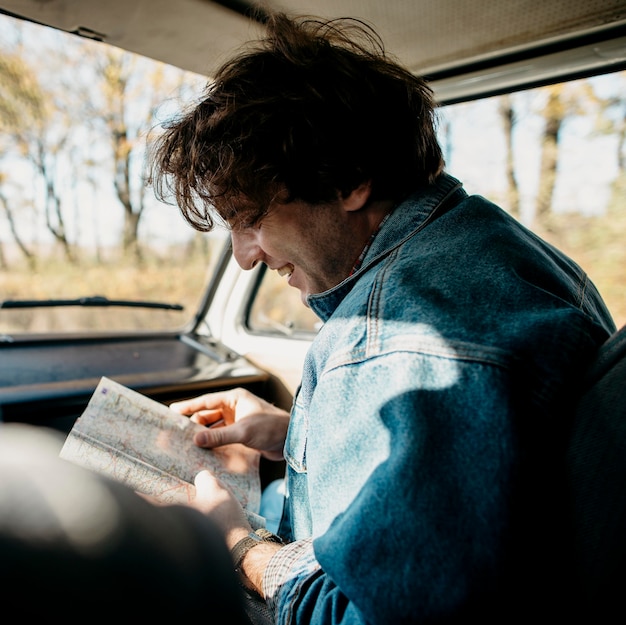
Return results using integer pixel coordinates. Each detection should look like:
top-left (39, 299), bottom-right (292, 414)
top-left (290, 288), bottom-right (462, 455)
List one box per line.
top-left (307, 173), bottom-right (466, 321)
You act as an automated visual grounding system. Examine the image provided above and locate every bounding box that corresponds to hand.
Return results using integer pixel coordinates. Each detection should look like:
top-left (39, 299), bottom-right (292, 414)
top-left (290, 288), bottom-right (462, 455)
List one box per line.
top-left (170, 388), bottom-right (289, 461)
top-left (192, 469), bottom-right (252, 547)
top-left (193, 469), bottom-right (282, 598)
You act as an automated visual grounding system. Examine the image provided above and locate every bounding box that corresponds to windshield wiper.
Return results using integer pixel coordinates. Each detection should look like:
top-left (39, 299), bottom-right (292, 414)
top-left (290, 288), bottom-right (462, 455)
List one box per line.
top-left (0, 295), bottom-right (184, 311)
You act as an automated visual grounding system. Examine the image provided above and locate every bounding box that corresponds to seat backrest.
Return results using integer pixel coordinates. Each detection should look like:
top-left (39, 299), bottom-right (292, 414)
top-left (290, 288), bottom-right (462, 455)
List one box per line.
top-left (567, 323), bottom-right (626, 617)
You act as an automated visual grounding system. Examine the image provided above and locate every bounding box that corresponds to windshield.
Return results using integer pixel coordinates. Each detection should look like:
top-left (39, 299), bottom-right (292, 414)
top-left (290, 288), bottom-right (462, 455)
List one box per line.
top-left (0, 13), bottom-right (229, 335)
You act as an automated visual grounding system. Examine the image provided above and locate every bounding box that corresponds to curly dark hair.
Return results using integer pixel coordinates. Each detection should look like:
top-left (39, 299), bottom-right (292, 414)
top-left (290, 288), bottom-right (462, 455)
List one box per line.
top-left (148, 12), bottom-right (444, 231)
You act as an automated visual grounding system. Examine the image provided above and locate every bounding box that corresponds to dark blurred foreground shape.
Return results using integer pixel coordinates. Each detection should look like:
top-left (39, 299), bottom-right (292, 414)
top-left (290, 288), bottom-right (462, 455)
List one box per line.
top-left (0, 423), bottom-right (251, 623)
top-left (567, 323), bottom-right (626, 620)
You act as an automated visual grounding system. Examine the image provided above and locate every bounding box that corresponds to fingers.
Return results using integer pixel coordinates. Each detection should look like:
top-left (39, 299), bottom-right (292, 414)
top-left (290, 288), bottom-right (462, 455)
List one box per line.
top-left (169, 388), bottom-right (290, 454)
top-left (169, 388), bottom-right (255, 418)
top-left (194, 413), bottom-right (289, 462)
top-left (189, 409), bottom-right (225, 427)
top-left (169, 390), bottom-right (240, 427)
top-left (169, 391), bottom-right (232, 415)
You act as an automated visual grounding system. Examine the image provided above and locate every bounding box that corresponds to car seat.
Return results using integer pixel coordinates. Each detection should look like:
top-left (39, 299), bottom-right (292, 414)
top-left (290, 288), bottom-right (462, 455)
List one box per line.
top-left (566, 323), bottom-right (626, 618)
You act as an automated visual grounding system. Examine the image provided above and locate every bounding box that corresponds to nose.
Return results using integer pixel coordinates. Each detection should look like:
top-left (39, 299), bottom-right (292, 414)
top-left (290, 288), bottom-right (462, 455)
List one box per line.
top-left (230, 230), bottom-right (263, 270)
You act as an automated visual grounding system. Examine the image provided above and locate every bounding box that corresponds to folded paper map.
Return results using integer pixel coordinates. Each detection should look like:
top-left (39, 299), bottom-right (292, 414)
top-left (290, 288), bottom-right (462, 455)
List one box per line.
top-left (60, 376), bottom-right (262, 523)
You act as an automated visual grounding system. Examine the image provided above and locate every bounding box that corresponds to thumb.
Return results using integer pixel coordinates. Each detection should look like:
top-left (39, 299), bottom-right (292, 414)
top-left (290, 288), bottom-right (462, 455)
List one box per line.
top-left (194, 468), bottom-right (219, 493)
top-left (194, 423), bottom-right (240, 449)
top-left (193, 469), bottom-right (230, 512)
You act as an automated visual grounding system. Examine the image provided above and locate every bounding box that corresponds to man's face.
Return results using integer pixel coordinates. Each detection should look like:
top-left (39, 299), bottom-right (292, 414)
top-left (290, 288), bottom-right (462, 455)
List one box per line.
top-left (229, 196), bottom-right (366, 306)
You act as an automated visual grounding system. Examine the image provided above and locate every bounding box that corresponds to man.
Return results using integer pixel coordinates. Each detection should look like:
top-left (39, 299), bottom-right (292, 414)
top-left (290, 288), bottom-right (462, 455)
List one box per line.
top-left (149, 12), bottom-right (615, 624)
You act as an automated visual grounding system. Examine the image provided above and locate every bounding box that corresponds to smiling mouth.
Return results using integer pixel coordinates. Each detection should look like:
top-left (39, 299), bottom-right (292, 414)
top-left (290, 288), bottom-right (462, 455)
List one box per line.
top-left (277, 264), bottom-right (294, 278)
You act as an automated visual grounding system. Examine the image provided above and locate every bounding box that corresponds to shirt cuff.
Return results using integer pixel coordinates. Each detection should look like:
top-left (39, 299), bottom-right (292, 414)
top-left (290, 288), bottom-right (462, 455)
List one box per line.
top-left (263, 538), bottom-right (318, 616)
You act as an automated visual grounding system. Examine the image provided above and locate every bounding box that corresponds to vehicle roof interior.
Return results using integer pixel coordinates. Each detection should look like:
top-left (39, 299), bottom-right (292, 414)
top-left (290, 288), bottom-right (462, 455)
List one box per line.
top-left (1, 0), bottom-right (625, 103)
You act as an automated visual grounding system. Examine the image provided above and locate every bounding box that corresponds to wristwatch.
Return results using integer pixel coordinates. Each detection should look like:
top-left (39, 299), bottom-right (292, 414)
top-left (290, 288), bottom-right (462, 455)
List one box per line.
top-left (231, 528), bottom-right (283, 577)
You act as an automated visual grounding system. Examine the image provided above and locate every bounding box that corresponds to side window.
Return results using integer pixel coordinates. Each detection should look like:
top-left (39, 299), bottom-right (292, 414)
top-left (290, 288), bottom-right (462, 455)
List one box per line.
top-left (246, 70), bottom-right (626, 336)
top-left (437, 70), bottom-right (626, 329)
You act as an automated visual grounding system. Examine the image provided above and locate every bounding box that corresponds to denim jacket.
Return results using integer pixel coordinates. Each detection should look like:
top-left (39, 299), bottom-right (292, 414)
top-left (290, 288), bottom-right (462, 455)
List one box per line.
top-left (269, 173), bottom-right (615, 624)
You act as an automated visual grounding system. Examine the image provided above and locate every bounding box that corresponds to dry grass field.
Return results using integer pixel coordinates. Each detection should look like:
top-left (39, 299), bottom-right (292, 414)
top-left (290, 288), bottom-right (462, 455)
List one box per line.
top-left (0, 249), bottom-right (215, 334)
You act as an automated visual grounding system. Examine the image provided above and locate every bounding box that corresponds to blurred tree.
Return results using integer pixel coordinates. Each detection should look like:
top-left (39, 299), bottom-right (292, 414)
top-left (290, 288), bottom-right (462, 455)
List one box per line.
top-left (534, 82), bottom-right (594, 229)
top-left (0, 181), bottom-right (35, 269)
top-left (0, 44), bottom-right (77, 264)
top-left (592, 71), bottom-right (626, 183)
top-left (535, 85), bottom-right (564, 227)
top-left (0, 51), bottom-right (43, 267)
top-left (498, 93), bottom-right (520, 219)
top-left (99, 50), bottom-right (144, 261)
top-left (93, 47), bottom-right (192, 263)
top-left (532, 74), bottom-right (626, 326)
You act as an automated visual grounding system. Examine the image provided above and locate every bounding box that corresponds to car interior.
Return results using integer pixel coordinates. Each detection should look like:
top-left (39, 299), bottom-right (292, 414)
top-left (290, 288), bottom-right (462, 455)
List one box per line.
top-left (0, 0), bottom-right (625, 612)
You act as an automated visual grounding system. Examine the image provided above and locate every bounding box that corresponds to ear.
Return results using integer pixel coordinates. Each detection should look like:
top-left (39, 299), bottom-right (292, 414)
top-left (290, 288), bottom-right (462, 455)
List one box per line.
top-left (342, 181), bottom-right (372, 212)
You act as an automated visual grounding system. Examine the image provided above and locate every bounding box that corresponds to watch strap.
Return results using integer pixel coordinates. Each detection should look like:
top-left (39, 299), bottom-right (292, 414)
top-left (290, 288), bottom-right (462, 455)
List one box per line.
top-left (231, 529), bottom-right (283, 573)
